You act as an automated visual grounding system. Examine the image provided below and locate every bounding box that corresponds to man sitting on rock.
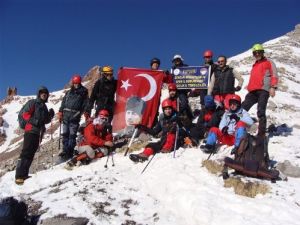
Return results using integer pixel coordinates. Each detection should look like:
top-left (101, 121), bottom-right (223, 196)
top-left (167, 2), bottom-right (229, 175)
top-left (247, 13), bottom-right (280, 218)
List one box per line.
top-left (65, 109), bottom-right (113, 169)
top-left (200, 94), bottom-right (253, 153)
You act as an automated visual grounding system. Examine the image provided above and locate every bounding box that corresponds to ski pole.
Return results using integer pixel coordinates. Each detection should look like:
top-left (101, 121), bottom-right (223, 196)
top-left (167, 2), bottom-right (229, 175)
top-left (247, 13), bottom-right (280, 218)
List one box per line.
top-left (173, 98), bottom-right (180, 158)
top-left (104, 153), bottom-right (110, 168)
top-left (58, 122), bottom-right (62, 150)
top-left (51, 121), bottom-right (54, 169)
top-left (35, 130), bottom-right (43, 174)
top-left (141, 153), bottom-right (156, 174)
top-left (111, 152), bottom-right (115, 167)
top-left (173, 124), bottom-right (179, 158)
top-left (124, 128), bottom-right (138, 156)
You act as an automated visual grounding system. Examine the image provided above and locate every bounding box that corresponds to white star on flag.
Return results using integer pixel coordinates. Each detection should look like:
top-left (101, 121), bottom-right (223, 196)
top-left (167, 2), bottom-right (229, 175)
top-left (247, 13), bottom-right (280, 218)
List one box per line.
top-left (120, 79), bottom-right (132, 91)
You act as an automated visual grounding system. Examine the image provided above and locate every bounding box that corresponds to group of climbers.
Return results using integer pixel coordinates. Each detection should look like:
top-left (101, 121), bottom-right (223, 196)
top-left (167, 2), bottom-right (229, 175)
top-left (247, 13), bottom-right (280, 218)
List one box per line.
top-left (15, 43), bottom-right (279, 184)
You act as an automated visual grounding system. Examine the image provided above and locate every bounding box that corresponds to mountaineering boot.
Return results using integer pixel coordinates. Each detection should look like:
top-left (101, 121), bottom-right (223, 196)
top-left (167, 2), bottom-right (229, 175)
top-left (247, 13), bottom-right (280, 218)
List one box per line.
top-left (15, 178), bottom-right (25, 185)
top-left (129, 154), bottom-right (148, 163)
top-left (200, 144), bottom-right (215, 153)
top-left (15, 158), bottom-right (33, 185)
top-left (64, 158), bottom-right (77, 170)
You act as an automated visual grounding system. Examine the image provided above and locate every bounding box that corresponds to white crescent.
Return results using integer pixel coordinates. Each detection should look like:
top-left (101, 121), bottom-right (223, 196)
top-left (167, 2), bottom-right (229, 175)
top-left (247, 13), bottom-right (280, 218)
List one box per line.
top-left (135, 73), bottom-right (157, 102)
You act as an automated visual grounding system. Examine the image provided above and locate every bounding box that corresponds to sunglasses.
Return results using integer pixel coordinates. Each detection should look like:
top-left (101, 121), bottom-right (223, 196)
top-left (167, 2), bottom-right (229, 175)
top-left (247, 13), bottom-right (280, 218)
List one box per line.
top-left (253, 50), bottom-right (263, 55)
top-left (217, 60), bottom-right (225, 63)
top-left (204, 56), bottom-right (212, 59)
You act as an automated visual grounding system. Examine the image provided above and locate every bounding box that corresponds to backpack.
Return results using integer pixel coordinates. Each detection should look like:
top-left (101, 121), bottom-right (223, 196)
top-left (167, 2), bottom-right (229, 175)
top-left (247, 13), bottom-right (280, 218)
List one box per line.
top-left (18, 105), bottom-right (28, 129)
top-left (0, 197), bottom-right (28, 225)
top-left (224, 133), bottom-right (279, 181)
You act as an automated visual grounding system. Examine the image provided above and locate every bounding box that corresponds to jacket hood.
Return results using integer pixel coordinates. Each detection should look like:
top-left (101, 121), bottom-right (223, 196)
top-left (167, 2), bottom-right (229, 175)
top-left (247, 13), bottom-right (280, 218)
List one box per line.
top-left (37, 86), bottom-right (49, 102)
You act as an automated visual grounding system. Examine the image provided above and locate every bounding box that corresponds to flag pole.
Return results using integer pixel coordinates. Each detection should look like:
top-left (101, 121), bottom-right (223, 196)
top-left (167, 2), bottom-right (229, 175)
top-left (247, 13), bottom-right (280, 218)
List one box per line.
top-left (124, 128), bottom-right (138, 156)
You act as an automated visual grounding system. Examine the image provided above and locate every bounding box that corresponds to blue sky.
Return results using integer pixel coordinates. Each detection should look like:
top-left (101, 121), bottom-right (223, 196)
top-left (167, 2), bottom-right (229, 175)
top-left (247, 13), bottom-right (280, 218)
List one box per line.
top-left (1, 0), bottom-right (300, 99)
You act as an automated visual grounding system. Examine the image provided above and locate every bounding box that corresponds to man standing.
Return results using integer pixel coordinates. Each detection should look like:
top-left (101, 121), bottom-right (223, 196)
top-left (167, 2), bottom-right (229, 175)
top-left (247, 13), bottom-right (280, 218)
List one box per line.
top-left (86, 66), bottom-right (117, 122)
top-left (198, 50), bottom-right (218, 108)
top-left (208, 55), bottom-right (244, 109)
top-left (15, 86), bottom-right (54, 185)
top-left (242, 44), bottom-right (278, 136)
top-left (57, 75), bottom-right (89, 160)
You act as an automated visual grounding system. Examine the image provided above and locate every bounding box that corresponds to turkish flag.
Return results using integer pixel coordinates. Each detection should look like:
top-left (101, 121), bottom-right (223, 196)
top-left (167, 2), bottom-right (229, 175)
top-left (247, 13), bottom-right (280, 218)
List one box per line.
top-left (112, 67), bottom-right (164, 134)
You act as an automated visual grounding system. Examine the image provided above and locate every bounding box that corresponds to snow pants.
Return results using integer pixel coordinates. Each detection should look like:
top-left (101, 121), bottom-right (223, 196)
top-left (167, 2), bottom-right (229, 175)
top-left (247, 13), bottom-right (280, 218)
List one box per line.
top-left (242, 90), bottom-right (269, 135)
top-left (15, 132), bottom-right (40, 179)
top-left (62, 120), bottom-right (79, 157)
top-left (206, 121), bottom-right (247, 147)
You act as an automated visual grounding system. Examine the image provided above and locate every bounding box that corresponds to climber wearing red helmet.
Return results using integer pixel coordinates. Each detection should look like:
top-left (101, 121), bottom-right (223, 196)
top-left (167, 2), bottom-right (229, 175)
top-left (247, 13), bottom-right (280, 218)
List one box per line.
top-left (57, 74), bottom-right (89, 161)
top-left (129, 98), bottom-right (182, 163)
top-left (65, 109), bottom-right (113, 169)
top-left (201, 94), bottom-right (254, 154)
top-left (189, 50), bottom-right (218, 109)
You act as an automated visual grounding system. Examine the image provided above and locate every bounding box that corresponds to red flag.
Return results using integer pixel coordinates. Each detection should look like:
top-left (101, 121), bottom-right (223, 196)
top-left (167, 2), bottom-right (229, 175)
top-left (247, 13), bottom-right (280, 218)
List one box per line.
top-left (113, 67), bottom-right (164, 135)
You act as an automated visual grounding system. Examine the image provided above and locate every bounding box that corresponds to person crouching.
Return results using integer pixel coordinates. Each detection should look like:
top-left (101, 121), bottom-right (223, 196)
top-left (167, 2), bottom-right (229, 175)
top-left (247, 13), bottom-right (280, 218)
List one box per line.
top-left (65, 109), bottom-right (113, 169)
top-left (129, 99), bottom-right (179, 163)
top-left (200, 94), bottom-right (253, 153)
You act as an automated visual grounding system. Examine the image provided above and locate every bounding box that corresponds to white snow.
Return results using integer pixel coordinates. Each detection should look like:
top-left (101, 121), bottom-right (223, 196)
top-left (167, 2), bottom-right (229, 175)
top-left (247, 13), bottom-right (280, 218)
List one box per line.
top-left (0, 29), bottom-right (300, 225)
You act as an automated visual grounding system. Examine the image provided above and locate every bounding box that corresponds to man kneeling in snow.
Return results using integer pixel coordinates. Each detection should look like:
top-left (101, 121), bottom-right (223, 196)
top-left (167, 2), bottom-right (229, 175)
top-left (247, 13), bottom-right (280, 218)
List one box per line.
top-left (200, 94), bottom-right (253, 153)
top-left (65, 109), bottom-right (113, 169)
top-left (129, 99), bottom-right (181, 163)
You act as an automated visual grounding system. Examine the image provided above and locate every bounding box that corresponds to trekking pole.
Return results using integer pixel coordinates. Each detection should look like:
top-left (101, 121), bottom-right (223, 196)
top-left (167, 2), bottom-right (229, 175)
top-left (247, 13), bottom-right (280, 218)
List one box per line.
top-left (104, 154), bottom-right (110, 168)
top-left (35, 130), bottom-right (43, 174)
top-left (50, 121), bottom-right (54, 169)
top-left (58, 122), bottom-right (62, 151)
top-left (124, 128), bottom-right (138, 156)
top-left (173, 124), bottom-right (179, 158)
top-left (141, 153), bottom-right (156, 174)
top-left (173, 98), bottom-right (180, 158)
top-left (111, 152), bottom-right (115, 167)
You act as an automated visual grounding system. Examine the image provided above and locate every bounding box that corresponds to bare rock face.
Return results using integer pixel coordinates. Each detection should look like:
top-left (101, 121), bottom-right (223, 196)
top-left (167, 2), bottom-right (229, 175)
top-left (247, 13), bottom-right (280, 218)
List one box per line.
top-left (82, 65), bottom-right (102, 96)
top-left (63, 65), bottom-right (101, 96)
top-left (277, 160), bottom-right (300, 178)
top-left (37, 215), bottom-right (89, 225)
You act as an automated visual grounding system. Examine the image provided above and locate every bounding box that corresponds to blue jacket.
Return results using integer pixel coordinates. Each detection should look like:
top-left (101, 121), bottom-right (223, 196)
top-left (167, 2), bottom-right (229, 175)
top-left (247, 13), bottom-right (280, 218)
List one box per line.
top-left (219, 108), bottom-right (253, 135)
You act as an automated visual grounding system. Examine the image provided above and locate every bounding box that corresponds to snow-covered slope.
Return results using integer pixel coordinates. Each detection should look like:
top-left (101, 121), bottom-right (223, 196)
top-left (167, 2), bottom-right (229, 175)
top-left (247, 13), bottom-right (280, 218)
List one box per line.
top-left (0, 25), bottom-right (300, 225)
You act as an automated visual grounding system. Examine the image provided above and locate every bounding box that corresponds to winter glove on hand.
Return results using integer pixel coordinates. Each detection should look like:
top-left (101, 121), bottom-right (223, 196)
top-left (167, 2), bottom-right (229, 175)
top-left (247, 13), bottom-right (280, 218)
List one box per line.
top-left (49, 108), bottom-right (55, 119)
top-left (221, 126), bottom-right (229, 135)
top-left (230, 114), bottom-right (240, 122)
top-left (57, 112), bottom-right (63, 122)
top-left (184, 137), bottom-right (193, 147)
top-left (234, 86), bottom-right (241, 92)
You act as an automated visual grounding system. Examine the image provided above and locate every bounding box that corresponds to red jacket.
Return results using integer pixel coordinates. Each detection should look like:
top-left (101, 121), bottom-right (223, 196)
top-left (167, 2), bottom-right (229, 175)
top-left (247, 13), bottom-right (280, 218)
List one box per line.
top-left (80, 123), bottom-right (112, 149)
top-left (247, 58), bottom-right (278, 92)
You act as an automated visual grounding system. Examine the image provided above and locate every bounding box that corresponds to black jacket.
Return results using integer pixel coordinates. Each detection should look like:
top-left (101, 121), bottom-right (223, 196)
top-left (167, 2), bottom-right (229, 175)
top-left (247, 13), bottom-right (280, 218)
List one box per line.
top-left (87, 77), bottom-right (117, 115)
top-left (212, 66), bottom-right (235, 95)
top-left (59, 85), bottom-right (88, 122)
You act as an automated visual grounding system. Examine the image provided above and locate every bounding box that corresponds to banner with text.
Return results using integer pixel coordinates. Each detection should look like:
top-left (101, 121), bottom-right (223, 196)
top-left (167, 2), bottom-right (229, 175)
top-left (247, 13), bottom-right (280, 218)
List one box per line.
top-left (171, 66), bottom-right (210, 89)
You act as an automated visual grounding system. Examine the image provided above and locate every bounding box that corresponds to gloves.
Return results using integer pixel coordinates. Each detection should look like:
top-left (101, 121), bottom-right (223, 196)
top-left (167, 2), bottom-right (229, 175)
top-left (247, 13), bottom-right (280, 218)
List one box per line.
top-left (221, 126), bottom-right (228, 135)
top-left (184, 137), bottom-right (192, 146)
top-left (49, 108), bottom-right (55, 119)
top-left (235, 86), bottom-right (241, 92)
top-left (57, 112), bottom-right (63, 122)
top-left (229, 114), bottom-right (240, 122)
top-left (84, 112), bottom-right (90, 120)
